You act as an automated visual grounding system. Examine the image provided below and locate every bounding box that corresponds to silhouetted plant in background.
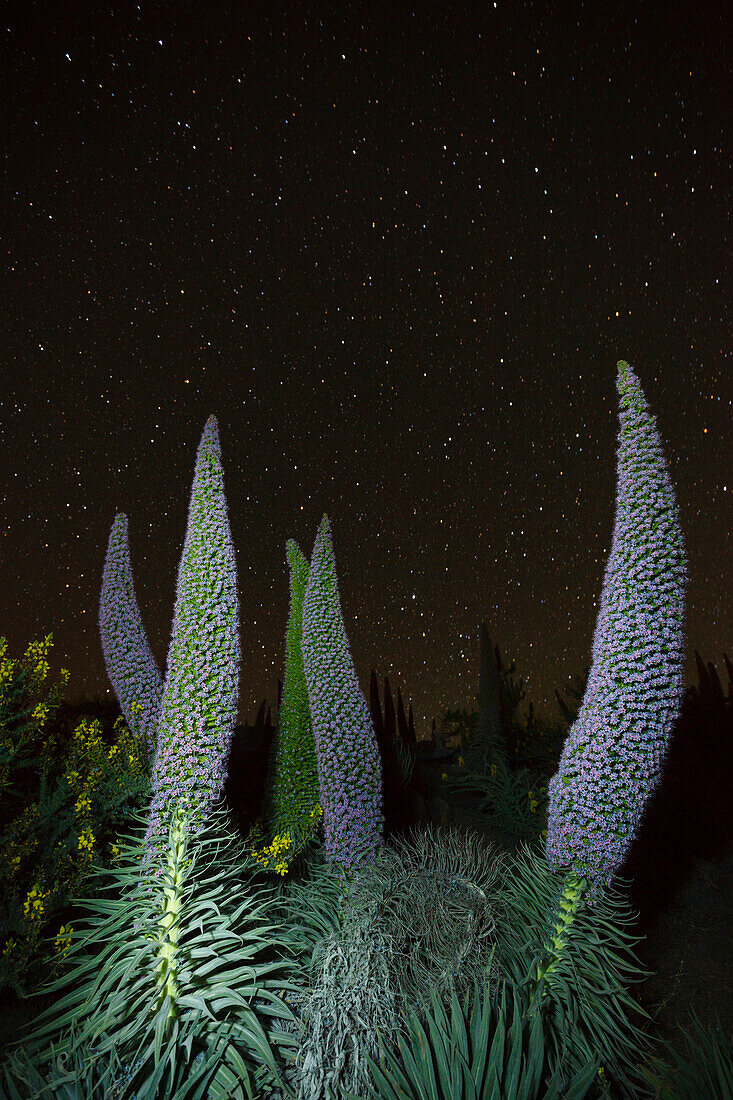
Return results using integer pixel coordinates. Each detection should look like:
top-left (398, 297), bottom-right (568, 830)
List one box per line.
top-left (622, 649), bottom-right (733, 932)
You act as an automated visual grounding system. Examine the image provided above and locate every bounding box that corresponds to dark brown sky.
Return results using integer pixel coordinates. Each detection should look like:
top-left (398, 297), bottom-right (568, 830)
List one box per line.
top-left (2, 0), bottom-right (730, 732)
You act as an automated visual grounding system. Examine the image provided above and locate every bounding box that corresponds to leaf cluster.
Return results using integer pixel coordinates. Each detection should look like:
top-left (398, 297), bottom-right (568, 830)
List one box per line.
top-left (1, 805), bottom-right (300, 1100)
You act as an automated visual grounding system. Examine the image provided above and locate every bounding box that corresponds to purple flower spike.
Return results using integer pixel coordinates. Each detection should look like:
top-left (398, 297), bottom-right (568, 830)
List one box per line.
top-left (144, 415), bottom-right (241, 856)
top-left (546, 361), bottom-right (688, 904)
top-left (301, 514), bottom-right (384, 873)
top-left (99, 513), bottom-right (163, 761)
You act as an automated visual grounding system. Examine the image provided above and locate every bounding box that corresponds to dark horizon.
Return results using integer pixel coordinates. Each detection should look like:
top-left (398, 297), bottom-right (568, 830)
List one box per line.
top-left (38, 641), bottom-right (733, 743)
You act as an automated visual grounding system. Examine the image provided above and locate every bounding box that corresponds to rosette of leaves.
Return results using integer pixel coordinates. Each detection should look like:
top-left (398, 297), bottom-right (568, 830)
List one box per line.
top-left (1, 804), bottom-right (301, 1100)
top-left (272, 824), bottom-right (507, 1100)
top-left (496, 840), bottom-right (655, 1099)
top-left (252, 539), bottom-right (322, 875)
top-left (338, 823), bottom-right (505, 1013)
top-left (349, 978), bottom-right (603, 1100)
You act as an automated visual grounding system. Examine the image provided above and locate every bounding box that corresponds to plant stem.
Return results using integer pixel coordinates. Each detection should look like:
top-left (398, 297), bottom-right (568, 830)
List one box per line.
top-left (529, 872), bottom-right (586, 1004)
top-left (154, 810), bottom-right (187, 1018)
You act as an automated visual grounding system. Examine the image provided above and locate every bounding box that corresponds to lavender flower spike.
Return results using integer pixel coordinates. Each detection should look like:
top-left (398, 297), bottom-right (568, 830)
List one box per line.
top-left (99, 513), bottom-right (163, 760)
top-left (145, 415), bottom-right (241, 856)
top-left (301, 514), bottom-right (384, 873)
top-left (546, 361), bottom-right (687, 904)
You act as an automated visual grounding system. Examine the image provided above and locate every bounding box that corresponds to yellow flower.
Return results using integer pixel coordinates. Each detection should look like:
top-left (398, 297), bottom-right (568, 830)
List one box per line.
top-left (458, 756), bottom-right (465, 767)
top-left (54, 924), bottom-right (73, 956)
top-left (32, 703), bottom-right (49, 724)
top-left (441, 773), bottom-right (448, 781)
top-left (2, 938), bottom-right (16, 958)
top-left (110, 843), bottom-right (121, 859)
top-left (24, 635), bottom-right (52, 682)
top-left (23, 885), bottom-right (49, 921)
top-left (78, 827), bottom-right (95, 853)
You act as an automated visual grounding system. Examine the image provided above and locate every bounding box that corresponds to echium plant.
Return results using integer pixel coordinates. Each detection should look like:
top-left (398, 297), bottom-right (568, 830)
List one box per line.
top-left (546, 360), bottom-right (687, 905)
top-left (251, 539), bottom-right (322, 875)
top-left (300, 514), bottom-right (384, 875)
top-left (144, 414), bottom-right (241, 858)
top-left (99, 512), bottom-right (163, 761)
top-left (2, 416), bottom-right (299, 1099)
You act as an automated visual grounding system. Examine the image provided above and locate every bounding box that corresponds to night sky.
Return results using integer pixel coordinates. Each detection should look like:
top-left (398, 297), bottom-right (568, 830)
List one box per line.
top-left (3, 1), bottom-right (730, 735)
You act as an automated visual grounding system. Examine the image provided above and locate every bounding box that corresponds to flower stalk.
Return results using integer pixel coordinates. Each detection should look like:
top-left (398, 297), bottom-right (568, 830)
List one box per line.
top-left (153, 809), bottom-right (189, 1018)
top-left (528, 872), bottom-right (587, 1007)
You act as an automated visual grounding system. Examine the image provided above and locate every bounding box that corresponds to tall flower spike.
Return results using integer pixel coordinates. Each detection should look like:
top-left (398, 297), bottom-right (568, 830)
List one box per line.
top-left (258, 539), bottom-right (321, 869)
top-left (546, 361), bottom-right (687, 903)
top-left (144, 415), bottom-right (241, 856)
top-left (301, 514), bottom-right (384, 873)
top-left (99, 513), bottom-right (163, 760)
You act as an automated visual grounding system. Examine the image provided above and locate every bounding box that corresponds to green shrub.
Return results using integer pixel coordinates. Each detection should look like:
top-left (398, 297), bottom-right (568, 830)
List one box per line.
top-left (271, 823), bottom-right (506, 1099)
top-left (446, 753), bottom-right (551, 843)
top-left (0, 634), bottom-right (69, 819)
top-left (640, 1010), bottom-right (733, 1100)
top-left (0, 641), bottom-right (151, 994)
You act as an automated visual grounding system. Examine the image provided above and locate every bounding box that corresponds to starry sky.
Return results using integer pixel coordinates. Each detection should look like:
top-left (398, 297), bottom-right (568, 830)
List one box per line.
top-left (3, 1), bottom-right (730, 734)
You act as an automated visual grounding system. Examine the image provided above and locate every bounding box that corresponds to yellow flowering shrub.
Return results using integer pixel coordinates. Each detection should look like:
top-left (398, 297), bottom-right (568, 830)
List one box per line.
top-left (0, 642), bottom-right (152, 993)
top-left (0, 634), bottom-right (69, 810)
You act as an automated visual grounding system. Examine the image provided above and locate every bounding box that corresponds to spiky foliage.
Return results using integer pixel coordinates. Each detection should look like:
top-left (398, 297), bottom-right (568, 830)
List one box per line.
top-left (0, 805), bottom-right (301, 1100)
top-left (145, 415), bottom-right (241, 857)
top-left (546, 361), bottom-right (687, 903)
top-left (640, 1010), bottom-right (733, 1100)
top-left (251, 540), bottom-right (322, 875)
top-left (300, 514), bottom-right (383, 873)
top-left (394, 686), bottom-right (418, 783)
top-left (369, 673), bottom-right (416, 802)
top-left (352, 978), bottom-right (603, 1100)
top-left (99, 513), bottom-right (164, 760)
top-left (339, 823), bottom-right (504, 1013)
top-left (497, 840), bottom-right (655, 1099)
top-left (463, 621), bottom-right (508, 774)
top-left (446, 754), bottom-right (550, 844)
top-left (291, 922), bottom-right (403, 1100)
top-left (278, 823), bottom-right (504, 1100)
